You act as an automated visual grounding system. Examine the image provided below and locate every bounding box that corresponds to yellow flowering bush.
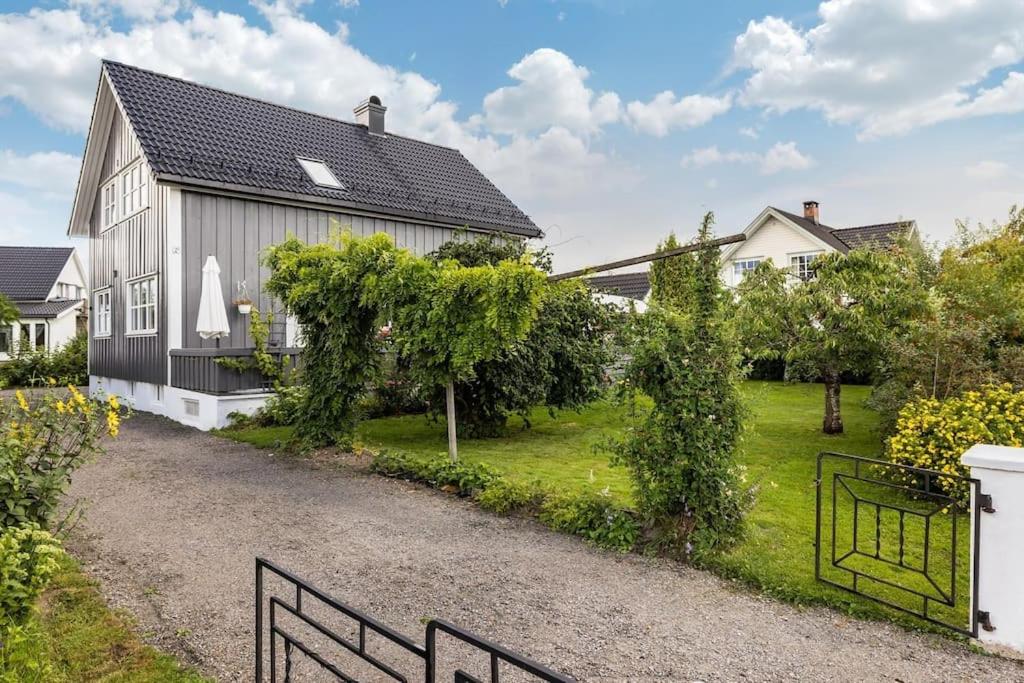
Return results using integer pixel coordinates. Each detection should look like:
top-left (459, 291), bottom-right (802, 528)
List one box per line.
top-left (0, 524), bottom-right (61, 626)
top-left (886, 384), bottom-right (1024, 501)
top-left (0, 384), bottom-right (127, 529)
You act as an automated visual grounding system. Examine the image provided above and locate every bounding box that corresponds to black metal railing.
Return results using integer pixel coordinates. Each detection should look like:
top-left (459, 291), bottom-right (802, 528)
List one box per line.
top-left (170, 347), bottom-right (302, 394)
top-left (814, 451), bottom-right (990, 636)
top-left (256, 558), bottom-right (574, 682)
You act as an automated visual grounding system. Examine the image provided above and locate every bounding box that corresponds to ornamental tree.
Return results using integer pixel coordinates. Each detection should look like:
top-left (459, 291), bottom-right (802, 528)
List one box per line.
top-left (430, 236), bottom-right (614, 437)
top-left (376, 249), bottom-right (546, 461)
top-left (735, 248), bottom-right (924, 434)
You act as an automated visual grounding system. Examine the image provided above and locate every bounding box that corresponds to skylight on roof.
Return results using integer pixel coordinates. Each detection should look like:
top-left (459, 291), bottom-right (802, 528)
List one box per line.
top-left (296, 157), bottom-right (344, 189)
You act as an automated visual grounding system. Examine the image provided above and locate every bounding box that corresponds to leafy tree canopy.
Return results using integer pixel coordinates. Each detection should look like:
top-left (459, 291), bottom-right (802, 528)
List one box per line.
top-left (735, 247), bottom-right (925, 433)
top-left (428, 235), bottom-right (614, 437)
top-left (0, 293), bottom-right (16, 328)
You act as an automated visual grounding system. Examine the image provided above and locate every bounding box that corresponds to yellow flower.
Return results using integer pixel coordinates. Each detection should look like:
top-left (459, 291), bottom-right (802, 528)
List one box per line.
top-left (15, 390), bottom-right (29, 413)
top-left (55, 400), bottom-right (66, 414)
top-left (107, 394), bottom-right (120, 410)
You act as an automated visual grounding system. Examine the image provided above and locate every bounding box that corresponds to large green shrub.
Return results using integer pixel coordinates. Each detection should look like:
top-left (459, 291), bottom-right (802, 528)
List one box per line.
top-left (0, 333), bottom-right (88, 389)
top-left (0, 386), bottom-right (124, 529)
top-left (886, 384), bottom-right (1024, 501)
top-left (0, 524), bottom-right (62, 630)
top-left (430, 236), bottom-right (614, 437)
top-left (871, 208), bottom-right (1024, 434)
top-left (263, 232), bottom-right (400, 447)
top-left (610, 214), bottom-right (750, 559)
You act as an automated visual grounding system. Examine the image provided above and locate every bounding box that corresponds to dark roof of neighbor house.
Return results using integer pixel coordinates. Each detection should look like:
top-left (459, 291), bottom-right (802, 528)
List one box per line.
top-left (15, 299), bottom-right (82, 319)
top-left (102, 61), bottom-right (541, 238)
top-left (587, 271), bottom-right (650, 301)
top-left (0, 246), bottom-right (74, 301)
top-left (772, 208), bottom-right (913, 253)
top-left (830, 222), bottom-right (913, 250)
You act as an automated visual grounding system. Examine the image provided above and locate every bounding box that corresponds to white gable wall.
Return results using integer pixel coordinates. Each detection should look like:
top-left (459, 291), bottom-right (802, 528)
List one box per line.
top-left (719, 214), bottom-right (835, 287)
top-left (46, 252), bottom-right (88, 301)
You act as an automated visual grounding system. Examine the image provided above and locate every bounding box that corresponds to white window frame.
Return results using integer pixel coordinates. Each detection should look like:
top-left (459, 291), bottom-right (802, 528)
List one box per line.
top-left (94, 288), bottom-right (112, 338)
top-left (285, 314), bottom-right (305, 348)
top-left (101, 179), bottom-right (117, 231)
top-left (789, 252), bottom-right (822, 282)
top-left (732, 258), bottom-right (762, 285)
top-left (296, 157), bottom-right (344, 189)
top-left (125, 276), bottom-right (158, 336)
top-left (119, 161), bottom-right (148, 220)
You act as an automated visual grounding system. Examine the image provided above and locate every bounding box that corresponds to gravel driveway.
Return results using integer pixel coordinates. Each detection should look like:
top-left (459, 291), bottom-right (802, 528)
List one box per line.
top-left (67, 414), bottom-right (1023, 682)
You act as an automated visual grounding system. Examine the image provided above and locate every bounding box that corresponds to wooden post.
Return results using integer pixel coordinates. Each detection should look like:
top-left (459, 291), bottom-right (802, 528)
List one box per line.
top-left (445, 380), bottom-right (458, 463)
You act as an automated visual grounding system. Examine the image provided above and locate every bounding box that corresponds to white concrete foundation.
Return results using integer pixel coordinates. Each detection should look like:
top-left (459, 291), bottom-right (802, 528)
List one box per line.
top-left (90, 375), bottom-right (270, 430)
top-left (962, 444), bottom-right (1024, 656)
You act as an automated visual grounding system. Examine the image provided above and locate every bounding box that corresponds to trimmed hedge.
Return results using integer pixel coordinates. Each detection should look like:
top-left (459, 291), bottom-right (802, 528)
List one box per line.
top-left (370, 451), bottom-right (639, 552)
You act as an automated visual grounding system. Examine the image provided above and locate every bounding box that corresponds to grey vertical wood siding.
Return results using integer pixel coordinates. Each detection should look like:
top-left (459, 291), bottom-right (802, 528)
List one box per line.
top-left (180, 191), bottom-right (464, 349)
top-left (88, 107), bottom-right (168, 384)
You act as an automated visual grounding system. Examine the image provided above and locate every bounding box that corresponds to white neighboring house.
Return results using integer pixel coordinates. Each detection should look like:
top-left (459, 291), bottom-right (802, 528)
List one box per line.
top-left (719, 201), bottom-right (918, 287)
top-left (588, 201), bottom-right (918, 303)
top-left (0, 246), bottom-right (88, 362)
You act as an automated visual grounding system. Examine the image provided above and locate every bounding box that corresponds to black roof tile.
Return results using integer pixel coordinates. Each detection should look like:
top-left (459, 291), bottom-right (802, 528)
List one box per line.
top-left (831, 222), bottom-right (913, 250)
top-left (0, 246), bottom-right (74, 301)
top-left (15, 299), bottom-right (83, 319)
top-left (103, 61), bottom-right (541, 238)
top-left (587, 271), bottom-right (650, 301)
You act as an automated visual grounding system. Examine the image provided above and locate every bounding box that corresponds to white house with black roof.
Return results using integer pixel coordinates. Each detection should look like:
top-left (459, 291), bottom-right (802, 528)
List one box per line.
top-left (67, 60), bottom-right (541, 429)
top-left (0, 246), bottom-right (87, 362)
top-left (587, 201), bottom-right (917, 302)
top-left (719, 201), bottom-right (917, 287)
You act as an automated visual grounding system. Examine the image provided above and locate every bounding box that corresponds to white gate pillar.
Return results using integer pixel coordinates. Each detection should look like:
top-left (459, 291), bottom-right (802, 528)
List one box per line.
top-left (962, 444), bottom-right (1024, 656)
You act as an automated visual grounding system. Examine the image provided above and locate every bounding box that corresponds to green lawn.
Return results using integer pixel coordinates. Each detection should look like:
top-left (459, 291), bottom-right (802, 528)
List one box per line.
top-left (218, 381), bottom-right (970, 633)
top-left (3, 554), bottom-right (209, 682)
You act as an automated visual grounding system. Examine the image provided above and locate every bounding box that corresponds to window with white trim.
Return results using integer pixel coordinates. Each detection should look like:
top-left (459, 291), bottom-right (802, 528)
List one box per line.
top-left (732, 259), bottom-right (761, 283)
top-left (94, 289), bottom-right (111, 337)
top-left (790, 253), bottom-right (821, 281)
top-left (296, 157), bottom-right (344, 189)
top-left (120, 162), bottom-right (148, 218)
top-left (101, 180), bottom-right (117, 230)
top-left (126, 277), bottom-right (158, 335)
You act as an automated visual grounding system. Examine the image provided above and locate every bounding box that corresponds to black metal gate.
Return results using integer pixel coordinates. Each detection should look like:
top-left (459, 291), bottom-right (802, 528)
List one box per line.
top-left (256, 558), bottom-right (574, 682)
top-left (814, 452), bottom-right (994, 637)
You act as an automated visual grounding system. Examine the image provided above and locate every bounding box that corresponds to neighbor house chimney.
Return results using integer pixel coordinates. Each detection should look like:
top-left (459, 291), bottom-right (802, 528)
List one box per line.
top-left (803, 200), bottom-right (820, 224)
top-left (354, 95), bottom-right (386, 135)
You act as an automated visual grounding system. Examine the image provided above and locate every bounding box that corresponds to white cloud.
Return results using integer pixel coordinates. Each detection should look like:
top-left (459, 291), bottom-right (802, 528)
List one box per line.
top-left (69, 0), bottom-right (186, 20)
top-left (681, 141), bottom-right (813, 175)
top-left (0, 2), bottom-right (643, 226)
top-left (739, 126), bottom-right (759, 139)
top-left (0, 150), bottom-right (82, 195)
top-left (338, 0), bottom-right (359, 7)
top-left (624, 91), bottom-right (732, 137)
top-left (965, 160), bottom-right (1012, 181)
top-left (481, 48), bottom-right (621, 135)
top-left (732, 0), bottom-right (1024, 138)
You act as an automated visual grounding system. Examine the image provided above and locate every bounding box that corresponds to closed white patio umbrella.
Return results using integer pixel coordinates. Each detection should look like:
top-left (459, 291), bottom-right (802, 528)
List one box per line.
top-left (196, 255), bottom-right (231, 341)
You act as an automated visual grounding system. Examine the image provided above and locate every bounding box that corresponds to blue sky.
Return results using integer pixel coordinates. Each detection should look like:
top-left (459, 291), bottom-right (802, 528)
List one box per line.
top-left (1, 0), bottom-right (1022, 270)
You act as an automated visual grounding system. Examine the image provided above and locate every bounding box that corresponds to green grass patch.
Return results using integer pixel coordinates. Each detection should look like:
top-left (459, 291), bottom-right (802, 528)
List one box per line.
top-left (216, 380), bottom-right (973, 635)
top-left (1, 554), bottom-right (209, 682)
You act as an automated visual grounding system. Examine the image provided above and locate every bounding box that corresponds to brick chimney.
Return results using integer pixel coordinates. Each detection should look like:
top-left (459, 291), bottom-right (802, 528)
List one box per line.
top-left (354, 95), bottom-right (386, 135)
top-left (803, 200), bottom-right (820, 224)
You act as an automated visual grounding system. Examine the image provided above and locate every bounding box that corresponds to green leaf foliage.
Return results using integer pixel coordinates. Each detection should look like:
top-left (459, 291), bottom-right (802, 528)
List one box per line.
top-left (610, 214), bottom-right (751, 559)
top-left (0, 293), bottom-right (16, 328)
top-left (0, 333), bottom-right (88, 389)
top-left (263, 231), bottom-right (400, 447)
top-left (735, 246), bottom-right (925, 433)
top-left (429, 236), bottom-right (615, 437)
top-left (871, 207), bottom-right (1024, 433)
top-left (648, 232), bottom-right (699, 313)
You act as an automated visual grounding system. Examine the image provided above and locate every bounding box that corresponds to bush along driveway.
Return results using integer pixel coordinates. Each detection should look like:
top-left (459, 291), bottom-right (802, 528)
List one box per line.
top-left (65, 412), bottom-right (1024, 682)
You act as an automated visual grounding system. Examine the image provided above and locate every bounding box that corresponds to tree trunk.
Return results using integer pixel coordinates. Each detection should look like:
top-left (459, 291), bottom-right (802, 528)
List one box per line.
top-left (823, 371), bottom-right (844, 434)
top-left (445, 380), bottom-right (458, 463)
